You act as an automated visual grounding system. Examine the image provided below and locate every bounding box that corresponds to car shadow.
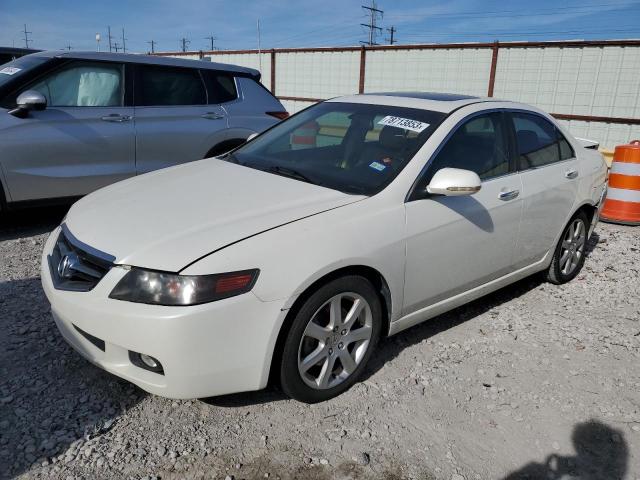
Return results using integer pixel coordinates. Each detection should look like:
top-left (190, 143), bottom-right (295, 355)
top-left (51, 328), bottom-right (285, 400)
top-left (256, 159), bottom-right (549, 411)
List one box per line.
top-left (0, 205), bottom-right (69, 241)
top-left (0, 277), bottom-right (145, 479)
top-left (502, 419), bottom-right (628, 480)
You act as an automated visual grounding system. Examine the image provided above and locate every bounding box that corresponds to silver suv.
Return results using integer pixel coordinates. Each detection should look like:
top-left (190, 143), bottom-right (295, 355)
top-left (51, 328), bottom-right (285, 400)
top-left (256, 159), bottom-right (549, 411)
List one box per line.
top-left (0, 51), bottom-right (286, 209)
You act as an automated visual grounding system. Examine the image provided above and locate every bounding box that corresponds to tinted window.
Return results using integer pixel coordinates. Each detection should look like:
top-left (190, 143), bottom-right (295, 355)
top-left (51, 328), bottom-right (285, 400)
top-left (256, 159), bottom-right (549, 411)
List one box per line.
top-left (229, 102), bottom-right (445, 195)
top-left (512, 112), bottom-right (564, 169)
top-left (558, 129), bottom-right (575, 160)
top-left (137, 66), bottom-right (206, 106)
top-left (0, 55), bottom-right (48, 89)
top-left (425, 112), bottom-right (510, 183)
top-left (202, 70), bottom-right (237, 104)
top-left (28, 62), bottom-right (122, 107)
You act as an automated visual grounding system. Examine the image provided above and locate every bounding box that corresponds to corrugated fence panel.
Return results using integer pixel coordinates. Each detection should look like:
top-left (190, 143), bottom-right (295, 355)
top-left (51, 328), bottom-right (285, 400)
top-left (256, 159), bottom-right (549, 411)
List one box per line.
top-left (280, 99), bottom-right (317, 114)
top-left (276, 51), bottom-right (360, 98)
top-left (364, 48), bottom-right (493, 96)
top-left (557, 120), bottom-right (640, 150)
top-left (494, 46), bottom-right (640, 118)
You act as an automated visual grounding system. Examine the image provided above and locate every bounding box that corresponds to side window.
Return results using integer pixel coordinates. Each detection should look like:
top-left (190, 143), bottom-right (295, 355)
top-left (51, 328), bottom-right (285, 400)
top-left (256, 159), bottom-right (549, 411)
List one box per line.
top-left (424, 112), bottom-right (510, 183)
top-left (28, 62), bottom-right (122, 107)
top-left (202, 70), bottom-right (237, 104)
top-left (137, 66), bottom-right (206, 106)
top-left (512, 113), bottom-right (563, 169)
top-left (558, 129), bottom-right (575, 160)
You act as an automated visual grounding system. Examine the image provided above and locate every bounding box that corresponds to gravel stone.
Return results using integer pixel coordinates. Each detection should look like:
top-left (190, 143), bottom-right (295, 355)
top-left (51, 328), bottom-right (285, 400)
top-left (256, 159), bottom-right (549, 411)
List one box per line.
top-left (1, 212), bottom-right (638, 480)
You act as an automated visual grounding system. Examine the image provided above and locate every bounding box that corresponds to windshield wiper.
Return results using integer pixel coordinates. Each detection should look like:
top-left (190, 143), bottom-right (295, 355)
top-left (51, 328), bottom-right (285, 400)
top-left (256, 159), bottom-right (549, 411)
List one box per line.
top-left (266, 166), bottom-right (318, 186)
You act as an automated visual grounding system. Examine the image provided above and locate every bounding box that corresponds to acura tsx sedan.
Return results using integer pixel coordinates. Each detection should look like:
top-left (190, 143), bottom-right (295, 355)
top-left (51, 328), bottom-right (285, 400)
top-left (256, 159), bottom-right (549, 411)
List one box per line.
top-left (41, 92), bottom-right (608, 403)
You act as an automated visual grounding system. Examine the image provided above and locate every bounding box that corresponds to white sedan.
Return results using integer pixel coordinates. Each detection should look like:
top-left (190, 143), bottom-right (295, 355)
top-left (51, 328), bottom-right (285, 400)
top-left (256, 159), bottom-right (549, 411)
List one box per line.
top-left (41, 92), bottom-right (608, 403)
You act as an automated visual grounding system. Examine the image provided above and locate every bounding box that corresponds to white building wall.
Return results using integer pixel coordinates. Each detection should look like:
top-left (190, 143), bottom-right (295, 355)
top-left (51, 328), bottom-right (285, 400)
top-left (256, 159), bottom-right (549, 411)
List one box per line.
top-left (276, 50), bottom-right (360, 98)
top-left (365, 48), bottom-right (492, 96)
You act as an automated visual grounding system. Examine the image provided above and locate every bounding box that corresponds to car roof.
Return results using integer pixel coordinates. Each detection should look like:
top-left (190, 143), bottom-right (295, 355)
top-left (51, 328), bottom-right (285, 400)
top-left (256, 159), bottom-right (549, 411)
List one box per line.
top-left (329, 92), bottom-right (497, 113)
top-left (26, 50), bottom-right (260, 78)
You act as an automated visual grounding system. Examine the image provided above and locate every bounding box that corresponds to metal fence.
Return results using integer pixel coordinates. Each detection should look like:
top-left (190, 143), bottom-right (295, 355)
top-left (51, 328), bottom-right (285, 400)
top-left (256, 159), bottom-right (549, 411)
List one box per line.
top-left (156, 40), bottom-right (640, 150)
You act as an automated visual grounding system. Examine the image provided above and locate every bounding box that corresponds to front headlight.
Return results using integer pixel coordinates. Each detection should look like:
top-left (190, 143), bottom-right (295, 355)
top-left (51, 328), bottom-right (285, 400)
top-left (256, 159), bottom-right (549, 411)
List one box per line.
top-left (109, 268), bottom-right (259, 306)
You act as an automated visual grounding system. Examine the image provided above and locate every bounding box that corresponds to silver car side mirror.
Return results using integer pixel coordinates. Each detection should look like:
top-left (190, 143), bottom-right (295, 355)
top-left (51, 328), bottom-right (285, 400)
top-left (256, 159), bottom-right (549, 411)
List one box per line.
top-left (9, 90), bottom-right (47, 118)
top-left (426, 167), bottom-right (482, 196)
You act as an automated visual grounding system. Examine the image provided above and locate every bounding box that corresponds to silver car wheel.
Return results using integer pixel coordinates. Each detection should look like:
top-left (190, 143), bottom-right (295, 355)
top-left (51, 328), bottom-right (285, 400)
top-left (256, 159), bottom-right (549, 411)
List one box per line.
top-left (560, 218), bottom-right (586, 275)
top-left (297, 292), bottom-right (373, 390)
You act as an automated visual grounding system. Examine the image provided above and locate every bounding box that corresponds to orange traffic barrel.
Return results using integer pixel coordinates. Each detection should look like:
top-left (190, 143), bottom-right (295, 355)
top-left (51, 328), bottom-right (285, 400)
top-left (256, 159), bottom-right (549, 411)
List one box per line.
top-left (291, 121), bottom-right (319, 150)
top-left (601, 140), bottom-right (640, 225)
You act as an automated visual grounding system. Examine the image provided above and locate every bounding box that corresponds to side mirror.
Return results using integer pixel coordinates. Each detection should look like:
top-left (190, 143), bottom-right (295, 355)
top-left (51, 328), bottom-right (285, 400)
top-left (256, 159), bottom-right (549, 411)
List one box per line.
top-left (246, 132), bottom-right (259, 142)
top-left (9, 90), bottom-right (47, 118)
top-left (426, 167), bottom-right (481, 196)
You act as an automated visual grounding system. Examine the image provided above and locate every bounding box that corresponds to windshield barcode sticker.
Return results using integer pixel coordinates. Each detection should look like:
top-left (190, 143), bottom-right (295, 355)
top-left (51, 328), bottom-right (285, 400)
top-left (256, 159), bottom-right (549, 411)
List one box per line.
top-left (377, 116), bottom-right (430, 133)
top-left (0, 67), bottom-right (21, 76)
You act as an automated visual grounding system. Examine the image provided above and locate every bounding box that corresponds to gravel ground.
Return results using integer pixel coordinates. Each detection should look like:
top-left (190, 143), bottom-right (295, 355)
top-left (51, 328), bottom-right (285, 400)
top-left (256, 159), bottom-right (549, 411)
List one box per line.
top-left (1, 208), bottom-right (639, 480)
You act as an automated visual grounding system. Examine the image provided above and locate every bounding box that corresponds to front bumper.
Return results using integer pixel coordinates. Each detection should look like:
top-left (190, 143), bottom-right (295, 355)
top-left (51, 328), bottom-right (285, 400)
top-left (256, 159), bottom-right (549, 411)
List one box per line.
top-left (41, 227), bottom-right (287, 399)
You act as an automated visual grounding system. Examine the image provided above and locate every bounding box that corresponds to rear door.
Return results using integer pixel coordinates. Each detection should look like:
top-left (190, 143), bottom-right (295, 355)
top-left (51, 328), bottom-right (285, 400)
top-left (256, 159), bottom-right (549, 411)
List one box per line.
top-left (0, 60), bottom-right (135, 202)
top-left (507, 111), bottom-right (579, 268)
top-left (133, 65), bottom-right (227, 174)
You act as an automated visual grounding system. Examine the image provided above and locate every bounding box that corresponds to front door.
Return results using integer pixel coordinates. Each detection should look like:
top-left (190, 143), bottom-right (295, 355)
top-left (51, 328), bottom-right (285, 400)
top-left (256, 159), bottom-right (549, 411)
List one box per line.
top-left (0, 60), bottom-right (135, 202)
top-left (403, 111), bottom-right (523, 315)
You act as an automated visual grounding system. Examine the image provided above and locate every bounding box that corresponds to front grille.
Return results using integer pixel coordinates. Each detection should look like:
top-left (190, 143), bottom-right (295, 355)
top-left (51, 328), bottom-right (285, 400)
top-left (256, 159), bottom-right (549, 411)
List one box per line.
top-left (49, 225), bottom-right (114, 292)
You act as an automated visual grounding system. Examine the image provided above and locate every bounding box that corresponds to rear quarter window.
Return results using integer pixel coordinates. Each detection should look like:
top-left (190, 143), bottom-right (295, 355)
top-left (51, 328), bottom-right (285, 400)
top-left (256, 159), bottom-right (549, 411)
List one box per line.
top-left (202, 70), bottom-right (237, 104)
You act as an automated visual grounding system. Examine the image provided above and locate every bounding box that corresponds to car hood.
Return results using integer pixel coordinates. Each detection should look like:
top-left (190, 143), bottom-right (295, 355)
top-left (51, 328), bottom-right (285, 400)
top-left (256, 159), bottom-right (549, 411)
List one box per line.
top-left (64, 159), bottom-right (364, 272)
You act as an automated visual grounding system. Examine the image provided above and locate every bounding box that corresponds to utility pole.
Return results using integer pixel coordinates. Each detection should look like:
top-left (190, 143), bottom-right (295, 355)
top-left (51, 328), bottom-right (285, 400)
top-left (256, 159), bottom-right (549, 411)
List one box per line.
top-left (113, 42), bottom-right (120, 53)
top-left (386, 26), bottom-right (396, 45)
top-left (257, 19), bottom-right (262, 73)
top-left (22, 24), bottom-right (32, 48)
top-left (180, 37), bottom-right (190, 52)
top-left (121, 28), bottom-right (127, 53)
top-left (63, 43), bottom-right (72, 51)
top-left (147, 40), bottom-right (157, 53)
top-left (360, 1), bottom-right (383, 46)
top-left (107, 26), bottom-right (113, 52)
top-left (204, 34), bottom-right (216, 51)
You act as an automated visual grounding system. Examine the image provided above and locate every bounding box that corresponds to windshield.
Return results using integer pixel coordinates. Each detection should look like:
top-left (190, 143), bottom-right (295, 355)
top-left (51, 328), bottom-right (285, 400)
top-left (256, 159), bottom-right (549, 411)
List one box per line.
top-left (0, 56), bottom-right (48, 88)
top-left (228, 102), bottom-right (446, 195)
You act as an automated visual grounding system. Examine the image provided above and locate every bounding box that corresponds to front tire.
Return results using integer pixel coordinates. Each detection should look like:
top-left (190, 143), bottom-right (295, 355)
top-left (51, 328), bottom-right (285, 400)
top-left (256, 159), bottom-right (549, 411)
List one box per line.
top-left (280, 276), bottom-right (382, 403)
top-left (546, 211), bottom-right (589, 284)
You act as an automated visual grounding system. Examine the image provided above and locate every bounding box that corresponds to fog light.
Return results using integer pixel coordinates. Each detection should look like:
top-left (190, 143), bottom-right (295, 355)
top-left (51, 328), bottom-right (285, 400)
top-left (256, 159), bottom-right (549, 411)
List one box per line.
top-left (129, 351), bottom-right (164, 375)
top-left (140, 354), bottom-right (159, 369)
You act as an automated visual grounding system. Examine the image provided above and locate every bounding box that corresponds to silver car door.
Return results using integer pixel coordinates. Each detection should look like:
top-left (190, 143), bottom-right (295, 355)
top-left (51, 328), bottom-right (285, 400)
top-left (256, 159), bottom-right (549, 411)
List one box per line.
top-left (403, 111), bottom-right (523, 316)
top-left (133, 65), bottom-right (228, 175)
top-left (0, 60), bottom-right (135, 202)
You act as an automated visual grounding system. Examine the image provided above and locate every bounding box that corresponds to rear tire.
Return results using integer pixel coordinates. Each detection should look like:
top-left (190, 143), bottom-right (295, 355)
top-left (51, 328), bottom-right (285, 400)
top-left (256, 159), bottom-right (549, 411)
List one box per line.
top-left (280, 276), bottom-right (382, 403)
top-left (546, 211), bottom-right (589, 285)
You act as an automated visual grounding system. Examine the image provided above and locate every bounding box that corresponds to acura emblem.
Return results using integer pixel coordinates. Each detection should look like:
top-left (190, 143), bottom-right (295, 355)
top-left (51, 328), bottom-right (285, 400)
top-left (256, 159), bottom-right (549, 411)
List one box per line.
top-left (58, 252), bottom-right (80, 279)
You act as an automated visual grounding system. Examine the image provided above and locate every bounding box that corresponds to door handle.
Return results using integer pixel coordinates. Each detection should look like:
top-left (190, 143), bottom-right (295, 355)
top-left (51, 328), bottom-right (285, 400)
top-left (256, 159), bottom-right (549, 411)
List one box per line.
top-left (101, 114), bottom-right (131, 123)
top-left (499, 189), bottom-right (520, 201)
top-left (201, 112), bottom-right (224, 120)
top-left (565, 169), bottom-right (579, 179)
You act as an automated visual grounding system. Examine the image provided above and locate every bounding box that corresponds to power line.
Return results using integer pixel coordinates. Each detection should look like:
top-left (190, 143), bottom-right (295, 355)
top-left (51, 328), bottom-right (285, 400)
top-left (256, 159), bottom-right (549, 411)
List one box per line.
top-left (180, 37), bottom-right (191, 52)
top-left (22, 24), bottom-right (32, 48)
top-left (204, 34), bottom-right (217, 50)
top-left (121, 28), bottom-right (127, 53)
top-left (386, 26), bottom-right (396, 45)
top-left (147, 39), bottom-right (157, 53)
top-left (360, 1), bottom-right (383, 46)
top-left (107, 26), bottom-right (113, 53)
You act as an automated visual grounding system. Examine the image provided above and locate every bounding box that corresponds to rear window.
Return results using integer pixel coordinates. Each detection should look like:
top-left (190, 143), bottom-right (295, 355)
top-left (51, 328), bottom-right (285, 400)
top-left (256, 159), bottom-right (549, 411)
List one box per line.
top-left (202, 70), bottom-right (237, 104)
top-left (136, 65), bottom-right (206, 106)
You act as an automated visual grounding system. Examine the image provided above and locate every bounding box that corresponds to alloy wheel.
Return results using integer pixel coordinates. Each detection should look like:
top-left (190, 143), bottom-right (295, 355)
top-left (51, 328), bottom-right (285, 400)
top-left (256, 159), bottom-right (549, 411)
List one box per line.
top-left (560, 218), bottom-right (586, 275)
top-left (297, 292), bottom-right (373, 390)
